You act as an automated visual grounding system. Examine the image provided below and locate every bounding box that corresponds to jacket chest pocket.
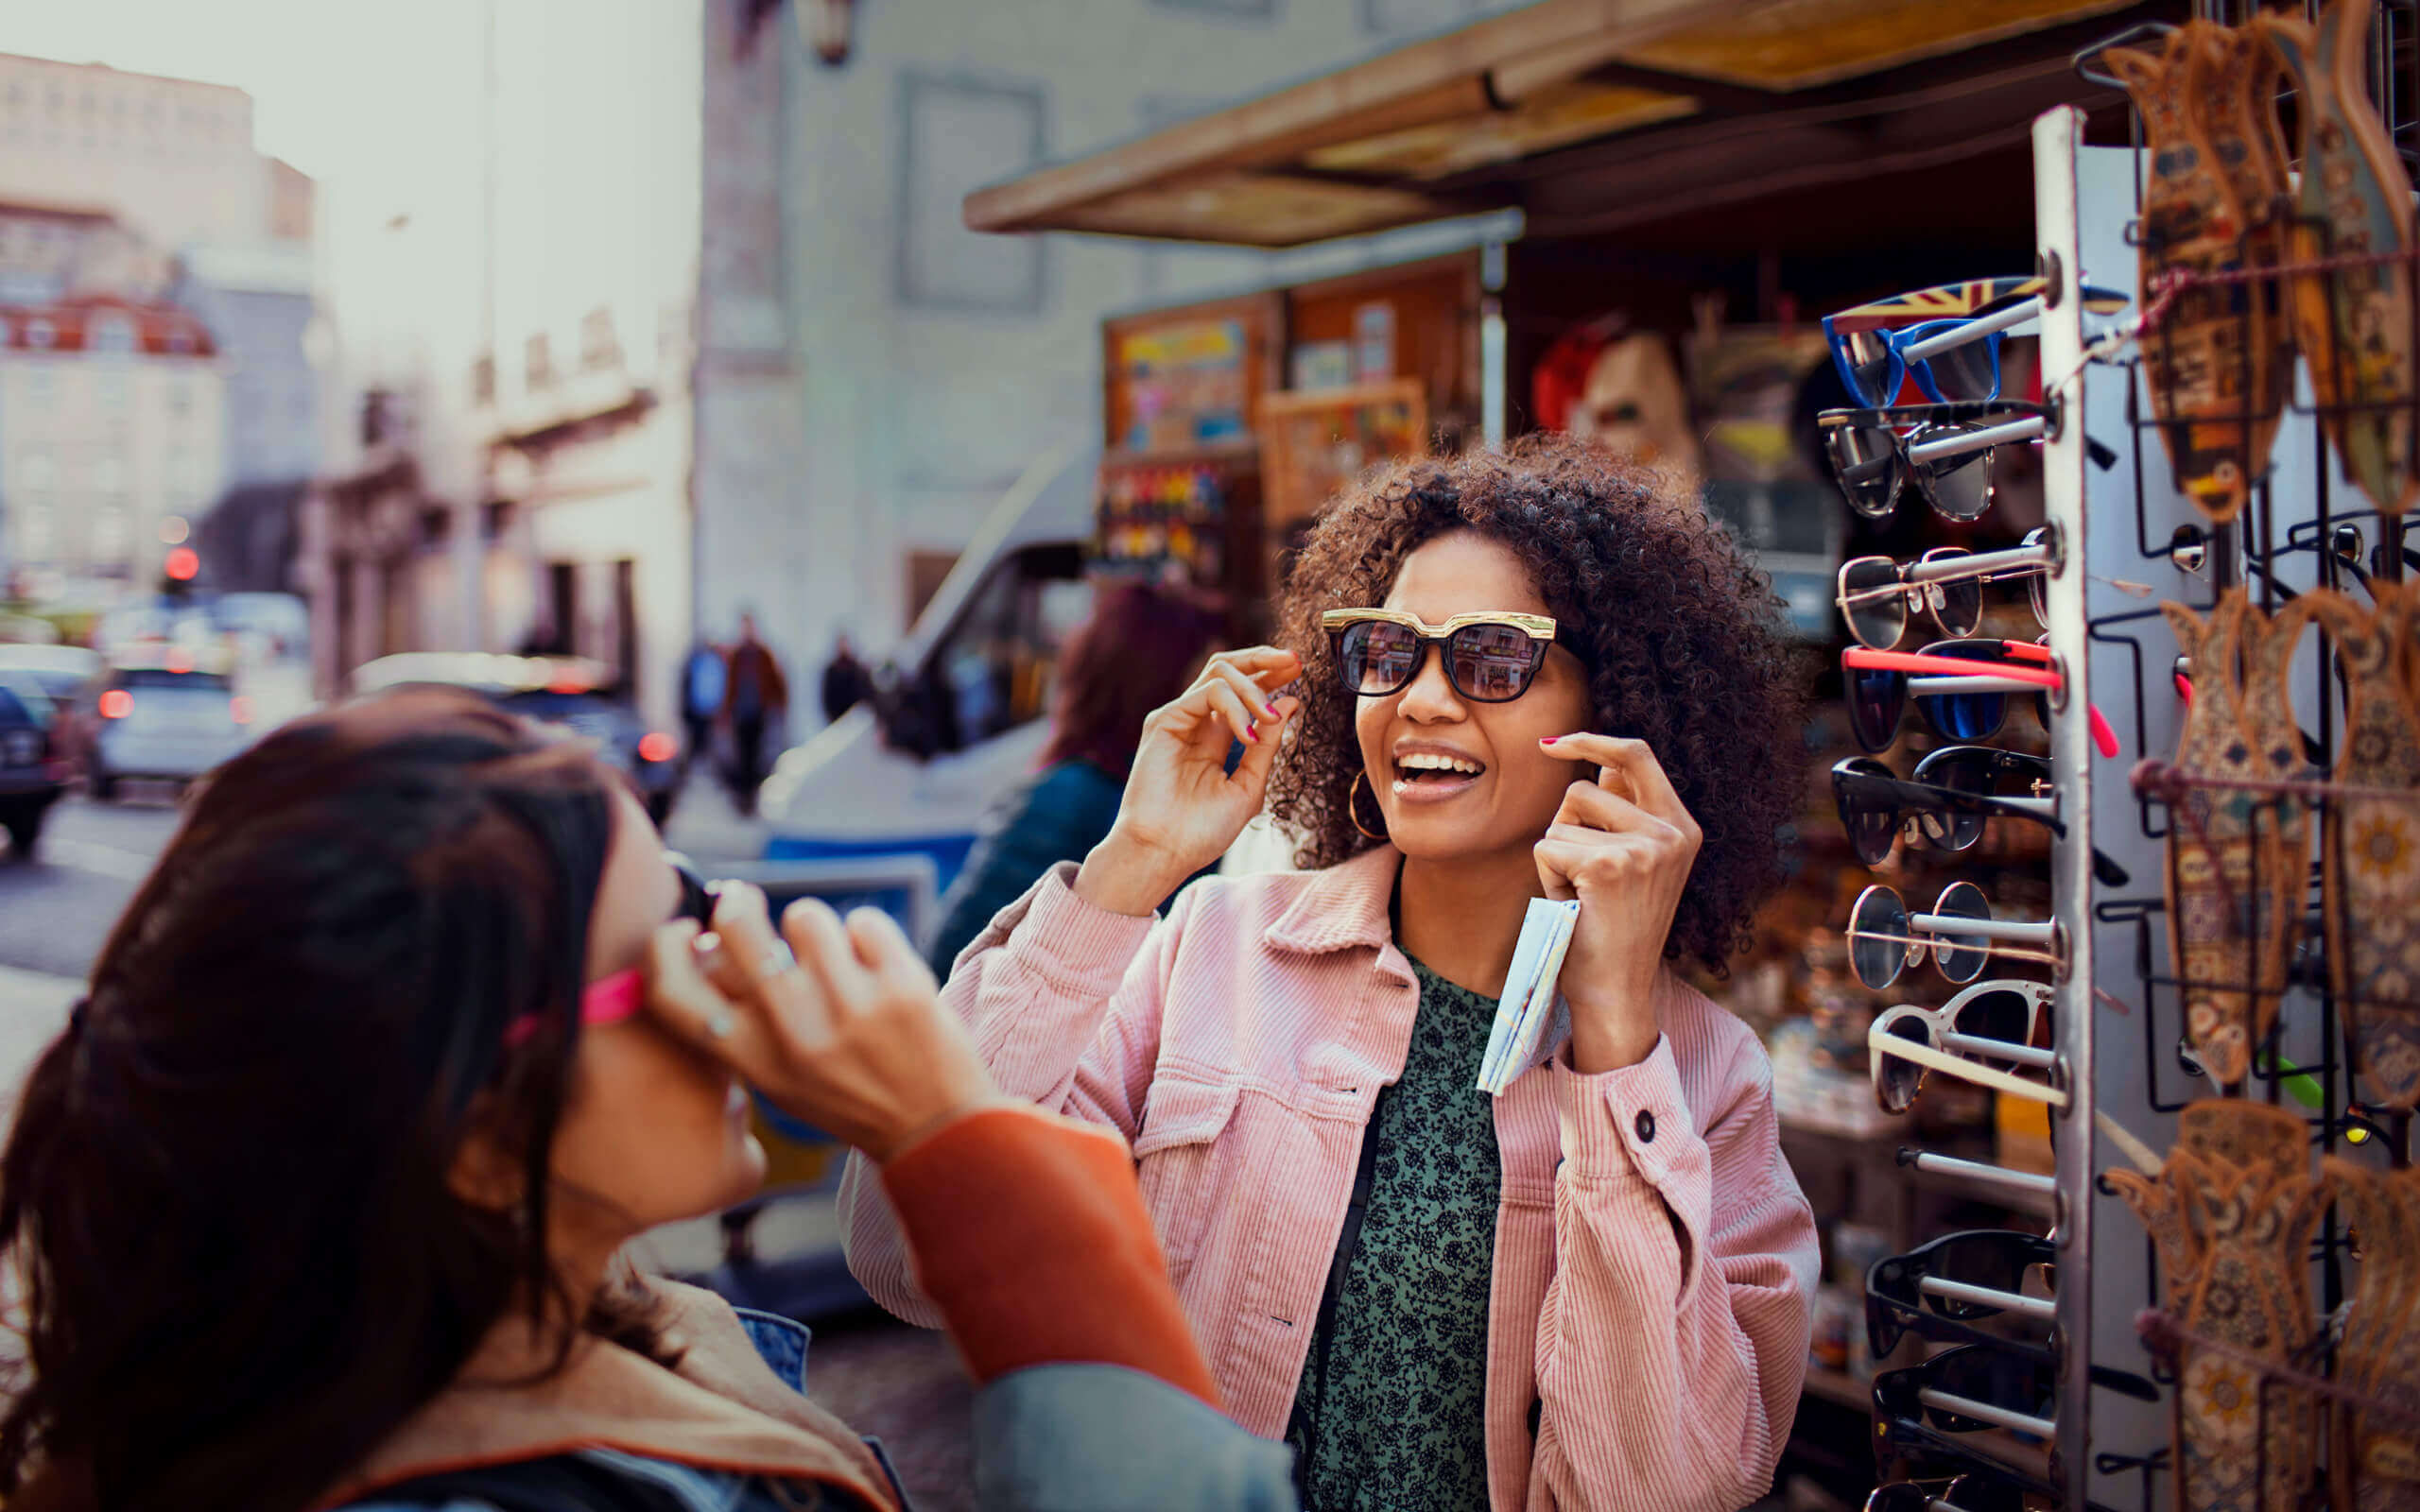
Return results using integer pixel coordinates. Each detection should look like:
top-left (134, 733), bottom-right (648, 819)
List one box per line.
top-left (1132, 1077), bottom-right (1244, 1290)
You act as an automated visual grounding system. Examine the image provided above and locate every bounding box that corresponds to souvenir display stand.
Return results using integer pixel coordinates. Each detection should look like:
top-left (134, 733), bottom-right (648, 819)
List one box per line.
top-left (1855, 5), bottom-right (2420, 1500)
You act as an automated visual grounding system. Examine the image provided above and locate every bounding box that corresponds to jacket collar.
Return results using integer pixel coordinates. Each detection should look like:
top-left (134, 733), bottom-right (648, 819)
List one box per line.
top-left (319, 1278), bottom-right (894, 1510)
top-left (1265, 844), bottom-right (1406, 967)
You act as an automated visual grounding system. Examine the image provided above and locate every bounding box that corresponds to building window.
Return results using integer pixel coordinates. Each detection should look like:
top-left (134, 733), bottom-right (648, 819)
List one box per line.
top-left (895, 74), bottom-right (1046, 314)
top-left (93, 497), bottom-right (129, 563)
top-left (91, 314), bottom-right (136, 353)
top-left (24, 317), bottom-right (53, 350)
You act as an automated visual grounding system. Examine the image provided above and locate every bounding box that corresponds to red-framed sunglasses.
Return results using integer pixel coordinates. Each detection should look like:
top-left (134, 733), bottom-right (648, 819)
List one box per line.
top-left (1842, 641), bottom-right (2118, 758)
top-left (504, 856), bottom-right (717, 1049)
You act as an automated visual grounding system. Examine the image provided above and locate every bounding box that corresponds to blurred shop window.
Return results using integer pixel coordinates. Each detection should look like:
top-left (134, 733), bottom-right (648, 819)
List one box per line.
top-left (15, 495), bottom-right (52, 558)
top-left (90, 315), bottom-right (135, 354)
top-left (23, 317), bottom-right (53, 350)
top-left (93, 497), bottom-right (129, 563)
top-left (895, 74), bottom-right (1044, 314)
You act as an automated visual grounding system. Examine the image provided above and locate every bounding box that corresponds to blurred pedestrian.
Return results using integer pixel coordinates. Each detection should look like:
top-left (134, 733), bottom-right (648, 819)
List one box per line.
top-left (925, 583), bottom-right (1222, 975)
top-left (821, 632), bottom-right (873, 725)
top-left (681, 635), bottom-right (727, 782)
top-left (722, 612), bottom-right (787, 816)
top-left (0, 688), bottom-right (1301, 1512)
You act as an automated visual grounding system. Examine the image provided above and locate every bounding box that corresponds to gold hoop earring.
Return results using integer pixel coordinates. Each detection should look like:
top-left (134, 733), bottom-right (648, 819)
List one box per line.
top-left (1348, 769), bottom-right (1388, 842)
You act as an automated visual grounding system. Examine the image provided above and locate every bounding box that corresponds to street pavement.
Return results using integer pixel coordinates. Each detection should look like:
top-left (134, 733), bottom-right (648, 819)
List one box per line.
top-left (0, 775), bottom-right (978, 1507)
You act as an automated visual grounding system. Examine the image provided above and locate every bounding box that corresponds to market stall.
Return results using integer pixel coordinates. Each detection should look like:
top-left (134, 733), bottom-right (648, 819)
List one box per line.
top-left (952, 1), bottom-right (2420, 1506)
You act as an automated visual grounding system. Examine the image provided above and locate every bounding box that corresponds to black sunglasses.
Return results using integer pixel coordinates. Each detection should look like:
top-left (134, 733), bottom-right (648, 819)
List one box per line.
top-left (1908, 746), bottom-right (2050, 850)
top-left (1875, 1344), bottom-right (2060, 1438)
top-left (1869, 1230), bottom-right (2056, 1338)
top-left (1320, 609), bottom-right (1583, 703)
top-left (1820, 403), bottom-right (2121, 524)
top-left (1829, 755), bottom-right (2131, 887)
top-left (667, 852), bottom-right (717, 925)
top-left (1865, 1475), bottom-right (2030, 1512)
top-left (1873, 1412), bottom-right (2059, 1502)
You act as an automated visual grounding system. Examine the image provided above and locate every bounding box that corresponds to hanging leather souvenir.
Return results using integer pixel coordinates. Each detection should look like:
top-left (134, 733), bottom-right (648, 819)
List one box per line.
top-left (2236, 594), bottom-right (2315, 1037)
top-left (2108, 1099), bottom-right (2306, 1313)
top-left (2305, 585), bottom-right (2420, 1108)
top-left (2169, 1132), bottom-right (2330, 1512)
top-left (2257, 0), bottom-right (2420, 519)
top-left (2186, 21), bottom-right (2295, 476)
top-left (2326, 1159), bottom-right (2420, 1511)
top-left (2166, 591), bottom-right (2284, 1086)
top-left (2109, 29), bottom-right (2259, 523)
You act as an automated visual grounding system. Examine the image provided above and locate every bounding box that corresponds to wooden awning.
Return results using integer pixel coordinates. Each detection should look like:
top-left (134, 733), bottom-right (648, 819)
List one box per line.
top-left (965, 0), bottom-right (2163, 248)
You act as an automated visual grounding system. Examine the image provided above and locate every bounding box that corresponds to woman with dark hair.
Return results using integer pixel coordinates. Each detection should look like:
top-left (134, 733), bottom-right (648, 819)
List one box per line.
top-left (0, 688), bottom-right (1299, 1512)
top-left (925, 582), bottom-right (1223, 974)
top-left (845, 438), bottom-right (1821, 1512)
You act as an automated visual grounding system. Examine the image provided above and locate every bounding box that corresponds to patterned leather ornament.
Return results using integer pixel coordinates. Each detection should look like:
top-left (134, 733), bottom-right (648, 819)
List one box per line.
top-left (2109, 28), bottom-right (2261, 523)
top-left (2304, 585), bottom-right (2420, 1108)
top-left (2327, 1159), bottom-right (2420, 1512)
top-left (2256, 0), bottom-right (2420, 519)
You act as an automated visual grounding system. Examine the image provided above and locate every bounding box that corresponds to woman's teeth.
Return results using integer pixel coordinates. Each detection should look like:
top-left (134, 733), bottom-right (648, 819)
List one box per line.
top-left (1393, 753), bottom-right (1484, 791)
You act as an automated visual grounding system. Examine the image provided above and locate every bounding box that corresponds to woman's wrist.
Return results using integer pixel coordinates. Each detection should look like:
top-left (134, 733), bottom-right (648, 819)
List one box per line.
top-left (1566, 986), bottom-right (1659, 1074)
top-left (1074, 830), bottom-right (1190, 918)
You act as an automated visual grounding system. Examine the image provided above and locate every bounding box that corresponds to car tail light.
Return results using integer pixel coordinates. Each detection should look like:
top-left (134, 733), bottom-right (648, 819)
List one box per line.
top-left (230, 696), bottom-right (253, 725)
top-left (99, 689), bottom-right (132, 719)
top-left (637, 731), bottom-right (677, 764)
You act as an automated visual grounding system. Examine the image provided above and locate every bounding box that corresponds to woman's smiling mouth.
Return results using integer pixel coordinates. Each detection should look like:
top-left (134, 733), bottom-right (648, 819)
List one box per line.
top-left (1392, 746), bottom-right (1487, 802)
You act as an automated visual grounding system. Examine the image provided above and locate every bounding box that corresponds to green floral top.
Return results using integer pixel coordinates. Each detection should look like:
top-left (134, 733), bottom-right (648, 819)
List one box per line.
top-left (1285, 955), bottom-right (1502, 1512)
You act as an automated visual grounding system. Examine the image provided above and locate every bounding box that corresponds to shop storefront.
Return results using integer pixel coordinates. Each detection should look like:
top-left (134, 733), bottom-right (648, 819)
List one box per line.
top-left (966, 0), bottom-right (2420, 1507)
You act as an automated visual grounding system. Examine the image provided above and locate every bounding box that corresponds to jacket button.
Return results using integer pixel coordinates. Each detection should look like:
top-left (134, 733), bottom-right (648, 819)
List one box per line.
top-left (1634, 1108), bottom-right (1655, 1143)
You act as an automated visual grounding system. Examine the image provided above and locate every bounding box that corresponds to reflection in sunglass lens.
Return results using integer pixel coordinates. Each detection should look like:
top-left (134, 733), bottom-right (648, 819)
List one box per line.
top-left (1340, 620), bottom-right (1421, 696)
top-left (1954, 988), bottom-right (2035, 1053)
top-left (1877, 1016), bottom-right (1931, 1114)
top-left (1840, 328), bottom-right (1901, 407)
top-left (1825, 422), bottom-right (1905, 518)
top-left (1851, 887), bottom-right (1912, 990)
top-left (1841, 557), bottom-right (1909, 650)
top-left (1923, 331), bottom-right (2001, 404)
top-left (1930, 881), bottom-right (1993, 984)
top-left (1922, 550), bottom-right (1985, 637)
top-left (1447, 623), bottom-right (1538, 701)
top-left (1910, 425), bottom-right (1995, 523)
top-left (1914, 752), bottom-right (1990, 853)
top-left (1847, 663), bottom-right (1904, 754)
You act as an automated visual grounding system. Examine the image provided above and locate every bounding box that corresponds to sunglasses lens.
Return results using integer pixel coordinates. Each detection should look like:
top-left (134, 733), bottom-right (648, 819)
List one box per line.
top-left (1922, 331), bottom-right (2001, 404)
top-left (1910, 426), bottom-right (1995, 523)
top-left (1912, 750), bottom-right (1988, 852)
top-left (1339, 620), bottom-right (1420, 696)
top-left (1847, 665), bottom-right (1905, 753)
top-left (1952, 988), bottom-right (2037, 1051)
top-left (1841, 557), bottom-right (1910, 650)
top-left (670, 858), bottom-right (716, 926)
top-left (1826, 423), bottom-right (1906, 519)
top-left (1930, 881), bottom-right (1993, 984)
top-left (1927, 1235), bottom-right (2036, 1316)
top-left (1910, 644), bottom-right (2008, 744)
top-left (1840, 328), bottom-right (1902, 407)
top-left (1927, 1348), bottom-right (2049, 1433)
top-left (1876, 1015), bottom-right (1931, 1114)
top-left (1851, 886), bottom-right (1912, 990)
top-left (1447, 623), bottom-right (1540, 701)
top-left (1921, 550), bottom-right (1985, 638)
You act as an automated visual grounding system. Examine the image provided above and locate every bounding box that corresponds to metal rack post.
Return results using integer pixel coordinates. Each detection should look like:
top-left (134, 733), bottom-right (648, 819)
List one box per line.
top-left (2030, 105), bottom-right (2098, 1511)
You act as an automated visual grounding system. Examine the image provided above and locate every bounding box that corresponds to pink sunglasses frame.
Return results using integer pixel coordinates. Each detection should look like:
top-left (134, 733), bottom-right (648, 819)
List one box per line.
top-left (502, 967), bottom-right (646, 1050)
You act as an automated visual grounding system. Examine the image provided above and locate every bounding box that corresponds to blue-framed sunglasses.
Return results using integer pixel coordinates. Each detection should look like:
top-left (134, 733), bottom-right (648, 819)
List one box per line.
top-left (1823, 277), bottom-right (2131, 408)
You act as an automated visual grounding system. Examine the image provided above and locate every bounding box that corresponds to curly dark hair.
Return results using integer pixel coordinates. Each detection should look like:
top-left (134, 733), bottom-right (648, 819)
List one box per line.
top-left (1267, 436), bottom-right (1810, 975)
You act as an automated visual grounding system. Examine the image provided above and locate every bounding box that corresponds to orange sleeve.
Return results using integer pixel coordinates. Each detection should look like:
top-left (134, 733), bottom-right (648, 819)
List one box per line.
top-left (878, 1106), bottom-right (1220, 1408)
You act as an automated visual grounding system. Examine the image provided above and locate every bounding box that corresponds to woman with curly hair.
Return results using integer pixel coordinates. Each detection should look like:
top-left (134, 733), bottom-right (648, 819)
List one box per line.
top-left (843, 437), bottom-right (1820, 1512)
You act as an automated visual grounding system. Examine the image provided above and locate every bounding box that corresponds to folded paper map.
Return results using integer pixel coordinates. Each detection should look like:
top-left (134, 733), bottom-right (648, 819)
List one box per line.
top-left (1478, 897), bottom-right (1580, 1096)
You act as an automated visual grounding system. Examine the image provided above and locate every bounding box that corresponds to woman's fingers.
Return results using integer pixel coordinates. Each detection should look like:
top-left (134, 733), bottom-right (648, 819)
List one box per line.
top-left (844, 905), bottom-right (937, 995)
top-left (1552, 778), bottom-right (1672, 837)
top-left (1232, 695), bottom-right (1298, 786)
top-left (1201, 680), bottom-right (1260, 746)
top-left (643, 919), bottom-right (776, 1069)
top-left (1541, 733), bottom-right (1699, 837)
top-left (1206, 645), bottom-right (1301, 684)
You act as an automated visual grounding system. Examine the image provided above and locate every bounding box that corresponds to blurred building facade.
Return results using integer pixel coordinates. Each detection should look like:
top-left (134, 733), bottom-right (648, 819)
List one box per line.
top-left (690, 0), bottom-right (1525, 688)
top-left (0, 295), bottom-right (223, 590)
top-left (0, 53), bottom-right (321, 600)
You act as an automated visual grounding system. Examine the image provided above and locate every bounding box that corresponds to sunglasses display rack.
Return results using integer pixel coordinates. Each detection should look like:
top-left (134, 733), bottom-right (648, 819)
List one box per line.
top-left (2007, 6), bottom-right (2420, 1508)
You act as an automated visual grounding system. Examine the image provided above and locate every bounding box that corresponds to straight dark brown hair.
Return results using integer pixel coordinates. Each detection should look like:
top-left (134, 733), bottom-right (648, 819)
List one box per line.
top-left (0, 690), bottom-right (641, 1511)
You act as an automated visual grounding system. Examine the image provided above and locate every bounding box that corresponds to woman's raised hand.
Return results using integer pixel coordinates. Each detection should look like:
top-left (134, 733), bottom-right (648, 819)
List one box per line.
top-left (1075, 646), bottom-right (1301, 918)
top-left (644, 882), bottom-right (1011, 1162)
top-left (1533, 734), bottom-right (1703, 1074)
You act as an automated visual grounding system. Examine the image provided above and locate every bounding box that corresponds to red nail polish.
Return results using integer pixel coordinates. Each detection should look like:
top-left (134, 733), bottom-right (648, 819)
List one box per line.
top-left (1265, 701), bottom-right (1282, 717)
top-left (1540, 735), bottom-right (1558, 746)
top-left (1246, 720), bottom-right (1259, 742)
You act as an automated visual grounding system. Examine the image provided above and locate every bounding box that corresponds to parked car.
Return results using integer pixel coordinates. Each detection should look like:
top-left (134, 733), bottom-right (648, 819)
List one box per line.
top-left (0, 674), bottom-right (68, 857)
top-left (86, 649), bottom-right (256, 800)
top-left (0, 644), bottom-right (101, 777)
top-left (349, 653), bottom-right (681, 826)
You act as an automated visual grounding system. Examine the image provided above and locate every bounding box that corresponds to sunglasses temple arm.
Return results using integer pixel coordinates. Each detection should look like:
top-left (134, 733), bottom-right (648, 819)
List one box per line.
top-left (1905, 417), bottom-right (2044, 465)
top-left (2088, 1362), bottom-right (2162, 1401)
top-left (1902, 297), bottom-right (2041, 361)
top-left (2087, 702), bottom-right (2119, 758)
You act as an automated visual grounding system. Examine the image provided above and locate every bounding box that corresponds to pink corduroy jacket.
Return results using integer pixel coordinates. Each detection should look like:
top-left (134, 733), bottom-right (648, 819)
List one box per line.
top-left (838, 845), bottom-right (1819, 1512)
